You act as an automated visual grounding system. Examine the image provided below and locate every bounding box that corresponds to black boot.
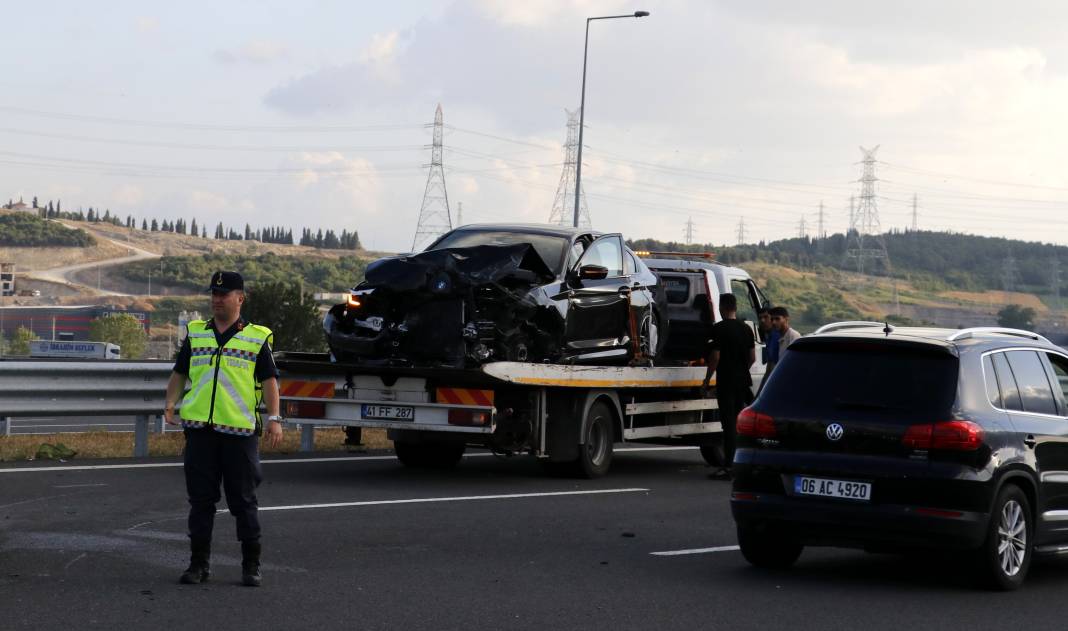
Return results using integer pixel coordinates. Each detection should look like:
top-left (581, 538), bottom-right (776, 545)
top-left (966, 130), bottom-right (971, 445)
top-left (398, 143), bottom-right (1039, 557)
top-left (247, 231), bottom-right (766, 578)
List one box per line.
top-left (241, 540), bottom-right (262, 587)
top-left (179, 539), bottom-right (211, 584)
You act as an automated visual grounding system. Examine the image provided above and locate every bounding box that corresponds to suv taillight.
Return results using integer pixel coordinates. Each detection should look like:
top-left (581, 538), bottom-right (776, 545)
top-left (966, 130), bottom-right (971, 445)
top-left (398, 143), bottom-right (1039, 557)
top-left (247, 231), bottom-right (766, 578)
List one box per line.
top-left (736, 407), bottom-right (775, 438)
top-left (902, 420), bottom-right (984, 451)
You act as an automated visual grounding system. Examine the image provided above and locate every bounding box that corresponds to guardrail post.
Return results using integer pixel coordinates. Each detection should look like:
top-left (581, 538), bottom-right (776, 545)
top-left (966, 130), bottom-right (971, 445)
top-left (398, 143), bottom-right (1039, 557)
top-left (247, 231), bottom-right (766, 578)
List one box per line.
top-left (134, 414), bottom-right (149, 457)
top-left (0, 416), bottom-right (9, 437)
top-left (300, 424), bottom-right (315, 452)
top-left (152, 414), bottom-right (165, 434)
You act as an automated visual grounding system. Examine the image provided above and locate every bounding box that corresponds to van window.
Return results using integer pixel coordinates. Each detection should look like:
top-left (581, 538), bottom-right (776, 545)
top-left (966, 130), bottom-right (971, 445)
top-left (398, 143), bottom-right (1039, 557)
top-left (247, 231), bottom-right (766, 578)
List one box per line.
top-left (731, 279), bottom-right (758, 324)
top-left (983, 354), bottom-right (1001, 409)
top-left (661, 276), bottom-right (690, 304)
top-left (991, 352), bottom-right (1024, 412)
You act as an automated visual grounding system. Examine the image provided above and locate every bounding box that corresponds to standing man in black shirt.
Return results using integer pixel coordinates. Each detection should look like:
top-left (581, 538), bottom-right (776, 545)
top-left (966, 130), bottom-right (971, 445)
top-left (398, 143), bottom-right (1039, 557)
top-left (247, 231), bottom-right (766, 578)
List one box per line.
top-left (164, 271), bottom-right (282, 587)
top-left (702, 293), bottom-right (755, 479)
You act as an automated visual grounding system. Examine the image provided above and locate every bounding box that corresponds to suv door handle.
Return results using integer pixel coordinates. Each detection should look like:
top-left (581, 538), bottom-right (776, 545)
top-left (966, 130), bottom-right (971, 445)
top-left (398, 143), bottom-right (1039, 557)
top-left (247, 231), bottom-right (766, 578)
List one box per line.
top-left (1024, 435), bottom-right (1037, 448)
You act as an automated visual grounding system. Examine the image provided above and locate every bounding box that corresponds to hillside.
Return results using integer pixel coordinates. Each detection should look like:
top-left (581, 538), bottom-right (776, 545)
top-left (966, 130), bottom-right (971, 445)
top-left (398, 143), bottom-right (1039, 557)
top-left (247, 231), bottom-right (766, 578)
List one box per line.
top-left (0, 211), bottom-right (96, 247)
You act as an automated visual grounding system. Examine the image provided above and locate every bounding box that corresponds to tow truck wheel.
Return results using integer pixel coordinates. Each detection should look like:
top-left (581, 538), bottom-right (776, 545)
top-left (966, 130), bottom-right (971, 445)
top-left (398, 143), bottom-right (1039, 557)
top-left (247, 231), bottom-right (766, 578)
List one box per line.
top-left (394, 440), bottom-right (466, 469)
top-left (576, 401), bottom-right (615, 479)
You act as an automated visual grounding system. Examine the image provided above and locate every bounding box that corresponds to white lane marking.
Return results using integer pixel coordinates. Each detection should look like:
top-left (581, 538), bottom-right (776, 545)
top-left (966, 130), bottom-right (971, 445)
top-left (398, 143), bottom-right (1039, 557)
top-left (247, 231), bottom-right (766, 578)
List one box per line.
top-left (257, 488), bottom-right (650, 512)
top-left (0, 445), bottom-right (698, 474)
top-left (63, 552), bottom-right (88, 571)
top-left (650, 545), bottom-right (740, 556)
top-left (53, 483), bottom-right (109, 489)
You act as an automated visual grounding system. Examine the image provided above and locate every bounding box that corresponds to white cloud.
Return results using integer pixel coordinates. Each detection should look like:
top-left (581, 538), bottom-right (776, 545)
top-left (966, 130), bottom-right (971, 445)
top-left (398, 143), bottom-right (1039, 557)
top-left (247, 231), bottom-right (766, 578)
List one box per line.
top-left (213, 39), bottom-right (290, 64)
top-left (112, 184), bottom-right (144, 206)
top-left (135, 16), bottom-right (159, 34)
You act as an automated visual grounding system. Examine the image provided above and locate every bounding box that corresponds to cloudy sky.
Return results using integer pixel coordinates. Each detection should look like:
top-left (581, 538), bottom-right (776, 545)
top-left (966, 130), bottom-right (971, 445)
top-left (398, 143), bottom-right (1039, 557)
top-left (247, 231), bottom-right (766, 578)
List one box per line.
top-left (2, 0), bottom-right (1067, 251)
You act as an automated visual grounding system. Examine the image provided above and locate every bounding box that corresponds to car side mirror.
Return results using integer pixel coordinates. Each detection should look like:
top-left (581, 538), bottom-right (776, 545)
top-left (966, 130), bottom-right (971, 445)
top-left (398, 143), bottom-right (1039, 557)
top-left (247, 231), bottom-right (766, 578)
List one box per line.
top-left (578, 264), bottom-right (608, 281)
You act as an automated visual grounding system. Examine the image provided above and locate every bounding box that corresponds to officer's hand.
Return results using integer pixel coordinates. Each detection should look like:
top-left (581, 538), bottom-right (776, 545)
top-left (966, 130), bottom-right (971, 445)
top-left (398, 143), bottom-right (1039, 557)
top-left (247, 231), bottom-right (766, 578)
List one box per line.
top-left (164, 406), bottom-right (179, 426)
top-left (264, 420), bottom-right (283, 448)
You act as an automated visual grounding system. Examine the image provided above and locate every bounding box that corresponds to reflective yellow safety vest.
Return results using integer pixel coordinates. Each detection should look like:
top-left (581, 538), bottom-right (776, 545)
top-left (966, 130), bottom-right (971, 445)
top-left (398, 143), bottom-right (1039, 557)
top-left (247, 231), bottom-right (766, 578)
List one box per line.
top-left (179, 319), bottom-right (272, 434)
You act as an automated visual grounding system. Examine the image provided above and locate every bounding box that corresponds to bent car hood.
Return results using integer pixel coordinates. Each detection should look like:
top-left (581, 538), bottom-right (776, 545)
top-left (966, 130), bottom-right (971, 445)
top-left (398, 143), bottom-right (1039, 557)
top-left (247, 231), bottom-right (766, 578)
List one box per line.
top-left (363, 243), bottom-right (556, 293)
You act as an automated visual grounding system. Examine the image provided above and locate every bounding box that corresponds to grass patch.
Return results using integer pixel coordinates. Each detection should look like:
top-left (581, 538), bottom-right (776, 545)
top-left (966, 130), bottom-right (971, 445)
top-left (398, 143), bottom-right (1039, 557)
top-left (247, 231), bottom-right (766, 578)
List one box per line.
top-left (0, 427), bottom-right (391, 462)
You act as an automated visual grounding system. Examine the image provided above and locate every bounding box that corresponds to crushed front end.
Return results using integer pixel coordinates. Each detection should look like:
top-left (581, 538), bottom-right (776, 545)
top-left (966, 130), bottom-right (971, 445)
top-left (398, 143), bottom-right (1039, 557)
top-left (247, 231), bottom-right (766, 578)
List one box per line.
top-left (325, 244), bottom-right (565, 367)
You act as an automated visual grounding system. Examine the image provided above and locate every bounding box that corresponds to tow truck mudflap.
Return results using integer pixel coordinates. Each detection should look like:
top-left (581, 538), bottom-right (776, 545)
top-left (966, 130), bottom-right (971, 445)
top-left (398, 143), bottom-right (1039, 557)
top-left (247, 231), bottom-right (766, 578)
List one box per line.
top-left (281, 395), bottom-right (496, 434)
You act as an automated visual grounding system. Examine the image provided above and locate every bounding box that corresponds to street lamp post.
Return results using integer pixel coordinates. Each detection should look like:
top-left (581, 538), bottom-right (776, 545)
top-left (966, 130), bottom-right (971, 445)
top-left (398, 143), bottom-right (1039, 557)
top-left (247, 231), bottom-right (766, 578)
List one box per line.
top-left (573, 10), bottom-right (649, 227)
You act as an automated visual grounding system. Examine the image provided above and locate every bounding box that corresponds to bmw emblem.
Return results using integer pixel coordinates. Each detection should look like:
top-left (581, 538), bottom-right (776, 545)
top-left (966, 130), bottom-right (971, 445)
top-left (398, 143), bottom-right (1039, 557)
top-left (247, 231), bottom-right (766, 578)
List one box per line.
top-left (435, 279), bottom-right (448, 291)
top-left (826, 423), bottom-right (844, 441)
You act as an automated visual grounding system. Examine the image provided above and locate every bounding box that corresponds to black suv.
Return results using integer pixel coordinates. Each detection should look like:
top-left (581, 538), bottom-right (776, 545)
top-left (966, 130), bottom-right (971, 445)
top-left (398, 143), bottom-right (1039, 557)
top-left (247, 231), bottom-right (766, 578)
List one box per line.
top-left (730, 323), bottom-right (1068, 590)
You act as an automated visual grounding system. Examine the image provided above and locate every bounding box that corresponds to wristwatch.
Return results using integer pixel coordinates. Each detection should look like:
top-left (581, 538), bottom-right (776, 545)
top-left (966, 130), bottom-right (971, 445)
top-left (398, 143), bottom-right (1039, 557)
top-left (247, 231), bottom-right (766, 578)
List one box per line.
top-left (266, 415), bottom-right (284, 424)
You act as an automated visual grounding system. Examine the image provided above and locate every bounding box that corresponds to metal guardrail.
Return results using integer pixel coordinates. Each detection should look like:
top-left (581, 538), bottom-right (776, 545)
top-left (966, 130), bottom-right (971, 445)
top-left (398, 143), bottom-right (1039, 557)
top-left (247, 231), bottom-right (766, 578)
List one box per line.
top-left (0, 359), bottom-right (338, 458)
top-left (0, 359), bottom-right (173, 457)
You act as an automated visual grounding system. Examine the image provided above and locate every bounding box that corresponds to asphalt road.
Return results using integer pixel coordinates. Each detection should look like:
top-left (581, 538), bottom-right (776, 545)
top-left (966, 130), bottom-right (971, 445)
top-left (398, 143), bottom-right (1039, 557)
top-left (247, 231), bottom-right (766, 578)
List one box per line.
top-left (3, 447), bottom-right (1068, 630)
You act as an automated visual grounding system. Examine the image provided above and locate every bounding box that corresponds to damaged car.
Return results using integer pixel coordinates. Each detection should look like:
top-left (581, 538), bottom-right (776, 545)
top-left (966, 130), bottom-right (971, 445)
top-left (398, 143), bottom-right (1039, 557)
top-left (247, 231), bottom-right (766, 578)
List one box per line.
top-left (324, 224), bottom-right (666, 367)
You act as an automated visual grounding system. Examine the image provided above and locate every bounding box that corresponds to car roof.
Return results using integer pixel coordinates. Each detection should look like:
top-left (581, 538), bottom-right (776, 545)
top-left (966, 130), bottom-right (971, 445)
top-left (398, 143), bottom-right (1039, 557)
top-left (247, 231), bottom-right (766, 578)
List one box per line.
top-left (449, 223), bottom-right (600, 239)
top-left (806, 325), bottom-right (1056, 354)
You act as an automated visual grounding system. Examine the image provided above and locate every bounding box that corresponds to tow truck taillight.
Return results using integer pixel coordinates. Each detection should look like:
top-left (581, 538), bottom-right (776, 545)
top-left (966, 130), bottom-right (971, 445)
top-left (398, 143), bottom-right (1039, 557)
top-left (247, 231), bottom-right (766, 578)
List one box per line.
top-left (902, 420), bottom-right (984, 451)
top-left (736, 407), bottom-right (775, 438)
top-left (448, 409), bottom-right (490, 426)
top-left (284, 400), bottom-right (327, 419)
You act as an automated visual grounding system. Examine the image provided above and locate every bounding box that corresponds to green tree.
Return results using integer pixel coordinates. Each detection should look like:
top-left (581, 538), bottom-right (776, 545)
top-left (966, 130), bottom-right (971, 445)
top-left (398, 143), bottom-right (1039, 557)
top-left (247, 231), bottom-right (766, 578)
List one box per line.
top-left (997, 304), bottom-right (1037, 330)
top-left (9, 326), bottom-right (38, 356)
top-left (242, 281), bottom-right (327, 352)
top-left (88, 314), bottom-right (148, 359)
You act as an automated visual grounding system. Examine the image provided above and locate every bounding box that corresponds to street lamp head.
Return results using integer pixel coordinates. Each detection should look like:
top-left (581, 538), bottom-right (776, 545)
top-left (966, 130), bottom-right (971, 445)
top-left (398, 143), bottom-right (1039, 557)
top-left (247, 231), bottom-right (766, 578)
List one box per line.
top-left (634, 10), bottom-right (650, 17)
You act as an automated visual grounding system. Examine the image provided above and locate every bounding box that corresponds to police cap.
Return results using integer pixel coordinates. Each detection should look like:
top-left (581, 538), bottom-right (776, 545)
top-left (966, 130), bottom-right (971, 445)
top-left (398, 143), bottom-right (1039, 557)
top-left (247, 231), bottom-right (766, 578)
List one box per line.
top-left (208, 270), bottom-right (244, 293)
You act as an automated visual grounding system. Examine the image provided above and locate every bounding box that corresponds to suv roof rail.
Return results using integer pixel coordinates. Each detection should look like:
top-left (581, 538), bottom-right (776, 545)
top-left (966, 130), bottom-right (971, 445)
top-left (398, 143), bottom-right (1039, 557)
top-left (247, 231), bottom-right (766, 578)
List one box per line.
top-left (813, 321), bottom-right (890, 335)
top-left (946, 327), bottom-right (1052, 344)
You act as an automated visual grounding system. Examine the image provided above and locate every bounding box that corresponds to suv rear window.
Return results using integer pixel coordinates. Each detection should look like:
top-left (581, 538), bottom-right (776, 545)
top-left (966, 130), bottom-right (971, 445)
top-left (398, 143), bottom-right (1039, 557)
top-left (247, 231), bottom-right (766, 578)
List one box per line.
top-left (761, 342), bottom-right (958, 419)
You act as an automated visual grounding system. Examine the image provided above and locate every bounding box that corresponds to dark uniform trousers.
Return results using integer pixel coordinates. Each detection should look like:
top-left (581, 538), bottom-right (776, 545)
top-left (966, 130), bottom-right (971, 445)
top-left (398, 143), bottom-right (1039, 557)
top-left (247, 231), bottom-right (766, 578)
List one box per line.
top-left (717, 382), bottom-right (753, 468)
top-left (184, 428), bottom-right (263, 543)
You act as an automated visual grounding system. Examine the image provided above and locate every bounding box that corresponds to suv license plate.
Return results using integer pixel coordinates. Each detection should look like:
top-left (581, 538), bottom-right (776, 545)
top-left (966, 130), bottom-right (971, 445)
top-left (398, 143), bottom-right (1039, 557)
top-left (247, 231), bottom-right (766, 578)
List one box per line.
top-left (794, 476), bottom-right (871, 502)
top-left (361, 404), bottom-right (415, 421)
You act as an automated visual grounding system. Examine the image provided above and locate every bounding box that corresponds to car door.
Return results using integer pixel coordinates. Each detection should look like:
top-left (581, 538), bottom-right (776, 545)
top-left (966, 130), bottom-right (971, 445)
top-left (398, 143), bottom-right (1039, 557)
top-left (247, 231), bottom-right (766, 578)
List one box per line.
top-left (993, 349), bottom-right (1068, 535)
top-left (727, 275), bottom-right (766, 392)
top-left (563, 234), bottom-right (630, 359)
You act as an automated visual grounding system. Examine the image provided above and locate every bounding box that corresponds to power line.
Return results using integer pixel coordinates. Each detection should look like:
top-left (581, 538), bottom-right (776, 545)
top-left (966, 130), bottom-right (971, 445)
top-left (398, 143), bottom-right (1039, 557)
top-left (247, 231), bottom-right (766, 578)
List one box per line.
top-left (736, 217), bottom-right (746, 245)
top-left (0, 105), bottom-right (419, 133)
top-left (684, 217), bottom-right (696, 245)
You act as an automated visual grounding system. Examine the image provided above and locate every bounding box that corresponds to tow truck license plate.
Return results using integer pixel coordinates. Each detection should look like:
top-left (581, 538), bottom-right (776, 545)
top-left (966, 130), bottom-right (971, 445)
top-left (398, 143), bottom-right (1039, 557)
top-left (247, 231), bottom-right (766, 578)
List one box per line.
top-left (361, 404), bottom-right (415, 421)
top-left (794, 476), bottom-right (871, 502)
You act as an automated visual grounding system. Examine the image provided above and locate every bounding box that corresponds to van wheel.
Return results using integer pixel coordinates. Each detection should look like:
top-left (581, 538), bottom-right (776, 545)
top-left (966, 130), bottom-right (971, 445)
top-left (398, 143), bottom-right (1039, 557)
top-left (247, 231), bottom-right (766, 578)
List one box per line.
top-left (394, 441), bottom-right (465, 469)
top-left (566, 401), bottom-right (614, 479)
top-left (738, 524), bottom-right (803, 569)
top-left (977, 484), bottom-right (1032, 590)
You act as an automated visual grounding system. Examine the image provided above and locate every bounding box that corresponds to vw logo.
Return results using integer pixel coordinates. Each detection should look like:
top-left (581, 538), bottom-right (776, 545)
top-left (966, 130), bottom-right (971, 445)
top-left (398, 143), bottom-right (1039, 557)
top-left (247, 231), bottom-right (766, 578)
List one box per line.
top-left (826, 423), bottom-right (844, 441)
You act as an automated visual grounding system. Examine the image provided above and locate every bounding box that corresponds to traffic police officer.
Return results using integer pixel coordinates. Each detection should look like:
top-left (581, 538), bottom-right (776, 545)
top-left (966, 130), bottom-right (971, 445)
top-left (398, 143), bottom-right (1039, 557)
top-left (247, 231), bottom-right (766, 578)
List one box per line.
top-left (164, 270), bottom-right (283, 587)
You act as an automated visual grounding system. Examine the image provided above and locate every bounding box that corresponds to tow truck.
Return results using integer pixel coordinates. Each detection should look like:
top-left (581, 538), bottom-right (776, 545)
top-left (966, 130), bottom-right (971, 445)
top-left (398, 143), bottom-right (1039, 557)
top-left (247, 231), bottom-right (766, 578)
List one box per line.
top-left (277, 252), bottom-right (771, 478)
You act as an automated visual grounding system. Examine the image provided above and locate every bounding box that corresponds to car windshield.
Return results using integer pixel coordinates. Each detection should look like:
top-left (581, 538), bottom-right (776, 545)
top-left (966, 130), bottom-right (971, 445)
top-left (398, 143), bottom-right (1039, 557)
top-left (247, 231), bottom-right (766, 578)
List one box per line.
top-left (760, 341), bottom-right (959, 421)
top-left (428, 230), bottom-right (569, 275)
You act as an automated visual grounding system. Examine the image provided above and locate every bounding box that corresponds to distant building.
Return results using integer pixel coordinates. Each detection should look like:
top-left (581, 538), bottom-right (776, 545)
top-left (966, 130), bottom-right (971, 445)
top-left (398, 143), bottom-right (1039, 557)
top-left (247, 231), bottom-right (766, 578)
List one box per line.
top-left (0, 263), bottom-right (13, 297)
top-left (178, 310), bottom-right (201, 341)
top-left (2, 198), bottom-right (33, 213)
top-left (0, 305), bottom-right (151, 341)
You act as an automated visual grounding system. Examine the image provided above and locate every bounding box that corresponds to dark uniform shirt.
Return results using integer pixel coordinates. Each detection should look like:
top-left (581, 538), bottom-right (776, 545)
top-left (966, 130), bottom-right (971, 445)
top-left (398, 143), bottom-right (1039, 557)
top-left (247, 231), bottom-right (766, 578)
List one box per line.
top-left (708, 318), bottom-right (755, 388)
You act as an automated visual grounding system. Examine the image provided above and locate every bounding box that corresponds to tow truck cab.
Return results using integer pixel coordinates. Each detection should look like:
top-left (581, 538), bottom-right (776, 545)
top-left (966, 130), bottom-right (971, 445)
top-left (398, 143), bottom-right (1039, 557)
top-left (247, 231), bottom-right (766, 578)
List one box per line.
top-left (641, 254), bottom-right (771, 389)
